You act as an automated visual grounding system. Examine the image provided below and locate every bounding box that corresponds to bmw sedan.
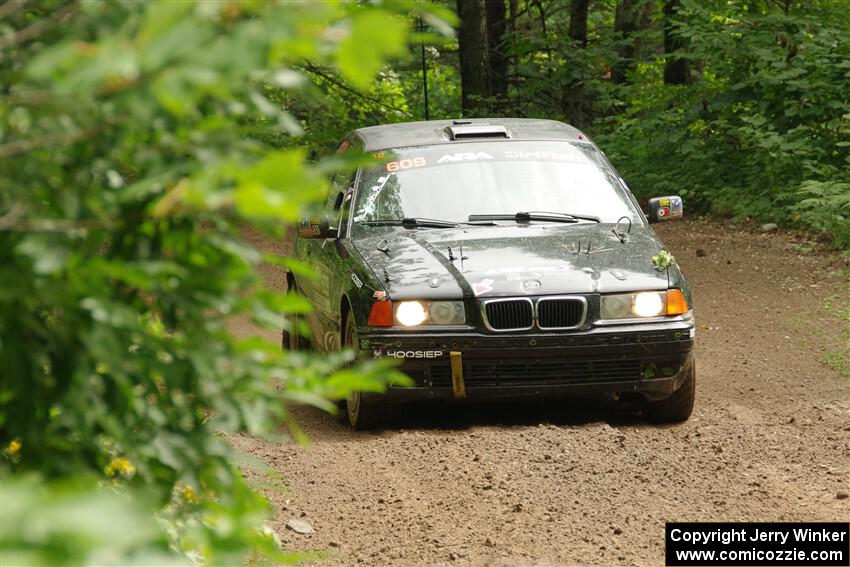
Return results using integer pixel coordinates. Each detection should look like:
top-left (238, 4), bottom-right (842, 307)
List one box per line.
top-left (288, 118), bottom-right (695, 429)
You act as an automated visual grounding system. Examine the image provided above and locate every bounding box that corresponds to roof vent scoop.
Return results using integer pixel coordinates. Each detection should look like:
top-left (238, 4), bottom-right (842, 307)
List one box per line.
top-left (446, 124), bottom-right (510, 140)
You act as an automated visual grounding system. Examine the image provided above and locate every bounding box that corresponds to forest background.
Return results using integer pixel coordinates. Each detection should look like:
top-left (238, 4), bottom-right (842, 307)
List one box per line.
top-left (1, 0), bottom-right (847, 565)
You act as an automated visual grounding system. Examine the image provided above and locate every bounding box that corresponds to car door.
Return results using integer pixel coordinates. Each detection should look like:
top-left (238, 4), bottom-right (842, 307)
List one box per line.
top-left (299, 169), bottom-right (357, 352)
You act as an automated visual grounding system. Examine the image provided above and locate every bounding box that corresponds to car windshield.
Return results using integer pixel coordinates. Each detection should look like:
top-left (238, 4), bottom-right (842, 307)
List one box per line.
top-left (351, 141), bottom-right (639, 234)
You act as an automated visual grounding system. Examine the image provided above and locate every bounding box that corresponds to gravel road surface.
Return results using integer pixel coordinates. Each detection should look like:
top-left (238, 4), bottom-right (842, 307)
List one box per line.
top-left (229, 219), bottom-right (849, 566)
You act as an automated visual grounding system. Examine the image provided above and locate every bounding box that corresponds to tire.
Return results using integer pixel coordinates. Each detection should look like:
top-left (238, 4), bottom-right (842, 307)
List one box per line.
top-left (281, 277), bottom-right (310, 351)
top-left (343, 314), bottom-right (387, 430)
top-left (644, 364), bottom-right (695, 423)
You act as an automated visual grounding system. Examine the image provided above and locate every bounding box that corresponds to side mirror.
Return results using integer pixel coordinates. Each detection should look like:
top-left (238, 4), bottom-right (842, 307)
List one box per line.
top-left (647, 196), bottom-right (683, 223)
top-left (296, 216), bottom-right (337, 239)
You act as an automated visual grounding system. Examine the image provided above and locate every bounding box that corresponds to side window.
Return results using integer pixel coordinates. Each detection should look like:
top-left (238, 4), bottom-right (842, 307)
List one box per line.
top-left (336, 170), bottom-right (358, 237)
top-left (326, 173), bottom-right (346, 211)
top-left (329, 135), bottom-right (362, 236)
top-left (325, 136), bottom-right (354, 211)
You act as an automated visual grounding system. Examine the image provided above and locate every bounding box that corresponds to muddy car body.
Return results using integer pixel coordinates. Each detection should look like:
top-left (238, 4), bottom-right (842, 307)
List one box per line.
top-left (288, 118), bottom-right (695, 429)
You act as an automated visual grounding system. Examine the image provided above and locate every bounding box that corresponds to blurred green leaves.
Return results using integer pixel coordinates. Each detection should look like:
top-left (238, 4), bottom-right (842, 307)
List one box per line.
top-left (337, 10), bottom-right (410, 90)
top-left (0, 0), bottom-right (445, 564)
top-left (1, 475), bottom-right (173, 567)
top-left (233, 149), bottom-right (327, 221)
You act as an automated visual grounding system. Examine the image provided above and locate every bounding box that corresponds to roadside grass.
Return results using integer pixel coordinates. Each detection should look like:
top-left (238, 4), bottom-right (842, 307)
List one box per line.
top-left (256, 466), bottom-right (290, 497)
top-left (822, 350), bottom-right (849, 377)
top-left (786, 286), bottom-right (850, 378)
top-left (818, 285), bottom-right (850, 378)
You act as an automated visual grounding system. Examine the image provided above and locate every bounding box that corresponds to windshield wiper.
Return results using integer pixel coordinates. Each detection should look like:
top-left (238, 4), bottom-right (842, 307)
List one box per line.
top-left (361, 217), bottom-right (460, 229)
top-left (468, 211), bottom-right (601, 224)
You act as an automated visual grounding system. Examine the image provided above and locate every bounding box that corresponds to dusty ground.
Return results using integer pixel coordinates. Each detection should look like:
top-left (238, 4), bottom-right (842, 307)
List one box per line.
top-left (229, 219), bottom-right (850, 567)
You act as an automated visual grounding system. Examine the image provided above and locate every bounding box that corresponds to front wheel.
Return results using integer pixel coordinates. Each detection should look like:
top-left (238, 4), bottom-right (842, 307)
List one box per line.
top-left (644, 364), bottom-right (695, 423)
top-left (343, 314), bottom-right (387, 430)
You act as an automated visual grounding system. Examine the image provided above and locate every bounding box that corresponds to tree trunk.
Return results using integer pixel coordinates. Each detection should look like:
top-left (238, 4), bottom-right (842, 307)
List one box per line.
top-left (562, 0), bottom-right (591, 128)
top-left (663, 0), bottom-right (690, 84)
top-left (509, 0), bottom-right (519, 79)
top-left (612, 0), bottom-right (653, 84)
top-left (457, 0), bottom-right (490, 116)
top-left (486, 0), bottom-right (508, 100)
top-left (568, 0), bottom-right (590, 47)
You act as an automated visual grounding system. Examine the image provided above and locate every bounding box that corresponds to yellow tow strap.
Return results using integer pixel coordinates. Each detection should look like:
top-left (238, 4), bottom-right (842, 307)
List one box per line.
top-left (450, 351), bottom-right (465, 398)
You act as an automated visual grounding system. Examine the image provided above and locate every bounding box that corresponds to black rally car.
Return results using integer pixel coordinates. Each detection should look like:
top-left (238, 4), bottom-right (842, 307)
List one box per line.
top-left (288, 119), bottom-right (695, 429)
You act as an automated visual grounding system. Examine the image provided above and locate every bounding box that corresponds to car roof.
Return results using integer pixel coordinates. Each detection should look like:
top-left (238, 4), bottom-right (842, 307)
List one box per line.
top-left (353, 118), bottom-right (586, 151)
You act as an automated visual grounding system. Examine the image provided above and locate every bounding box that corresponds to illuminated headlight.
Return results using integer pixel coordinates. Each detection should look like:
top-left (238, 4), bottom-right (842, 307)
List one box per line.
top-left (393, 300), bottom-right (465, 326)
top-left (395, 301), bottom-right (428, 326)
top-left (601, 291), bottom-right (667, 319)
top-left (633, 292), bottom-right (665, 317)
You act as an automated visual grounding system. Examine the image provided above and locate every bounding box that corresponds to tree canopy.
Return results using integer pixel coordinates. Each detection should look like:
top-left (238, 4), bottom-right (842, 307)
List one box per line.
top-left (291, 0), bottom-right (850, 246)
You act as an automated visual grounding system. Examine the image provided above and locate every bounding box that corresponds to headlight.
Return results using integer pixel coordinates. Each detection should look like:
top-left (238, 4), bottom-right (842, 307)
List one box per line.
top-left (395, 301), bottom-right (428, 326)
top-left (600, 294), bottom-right (631, 319)
top-left (393, 300), bottom-right (465, 326)
top-left (633, 292), bottom-right (665, 317)
top-left (601, 291), bottom-right (670, 320)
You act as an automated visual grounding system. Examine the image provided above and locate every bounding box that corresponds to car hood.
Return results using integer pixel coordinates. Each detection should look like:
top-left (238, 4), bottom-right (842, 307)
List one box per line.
top-left (352, 223), bottom-right (670, 299)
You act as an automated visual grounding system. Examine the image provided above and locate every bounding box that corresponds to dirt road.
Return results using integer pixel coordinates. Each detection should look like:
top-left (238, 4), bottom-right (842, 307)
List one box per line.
top-left (229, 219), bottom-right (849, 566)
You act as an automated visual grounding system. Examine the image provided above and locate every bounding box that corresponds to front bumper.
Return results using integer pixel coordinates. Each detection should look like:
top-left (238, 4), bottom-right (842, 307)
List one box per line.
top-left (361, 318), bottom-right (695, 402)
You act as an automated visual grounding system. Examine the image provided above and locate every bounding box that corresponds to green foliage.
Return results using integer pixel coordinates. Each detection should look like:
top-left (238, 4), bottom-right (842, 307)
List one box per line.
top-left (262, 4), bottom-right (459, 156)
top-left (1, 475), bottom-right (171, 566)
top-left (651, 250), bottom-right (675, 271)
top-left (596, 1), bottom-right (850, 247)
top-left (401, 46), bottom-right (462, 123)
top-left (3, 0), bottom-right (848, 558)
top-left (0, 1), bottom-right (441, 564)
top-left (337, 10), bottom-right (410, 90)
top-left (270, 0), bottom-right (850, 247)
top-left (373, 0), bottom-right (850, 247)
top-left (818, 293), bottom-right (850, 377)
top-left (793, 181), bottom-right (850, 248)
